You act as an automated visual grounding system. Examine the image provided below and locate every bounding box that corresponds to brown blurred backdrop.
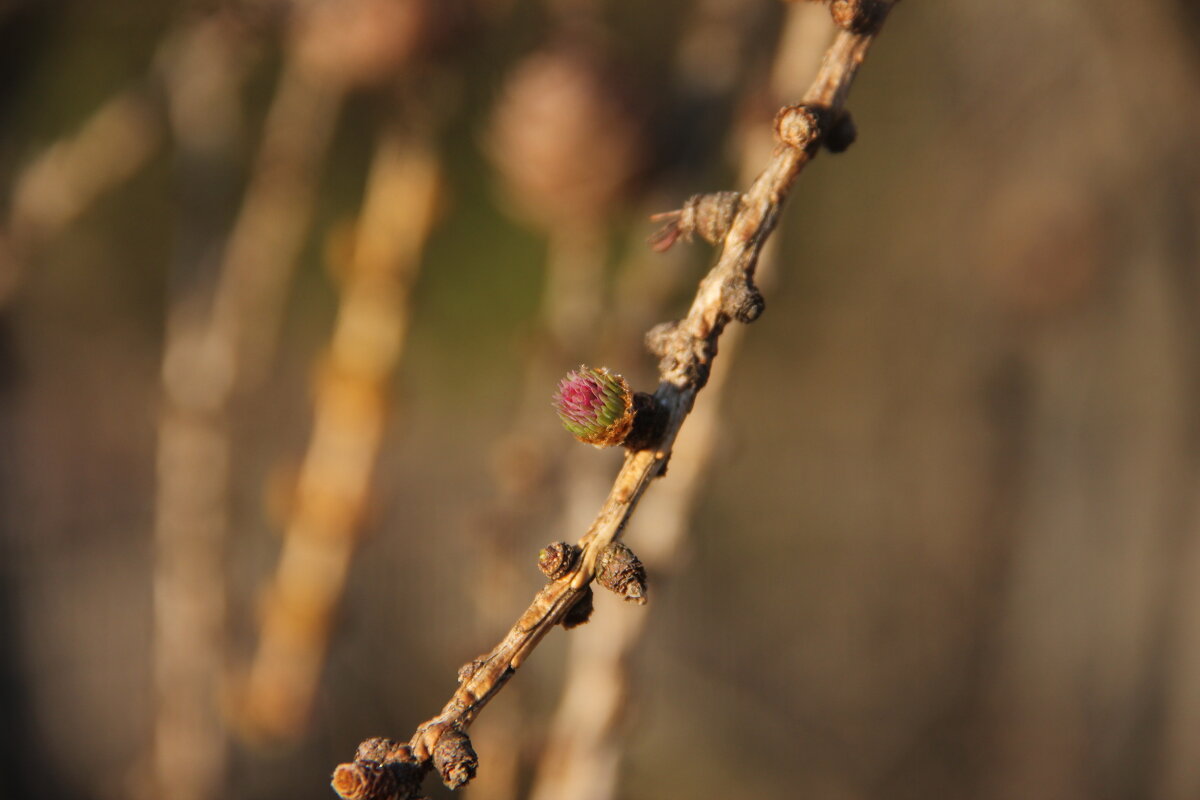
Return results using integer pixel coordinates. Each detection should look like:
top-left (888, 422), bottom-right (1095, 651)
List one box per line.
top-left (1, 1), bottom-right (1199, 799)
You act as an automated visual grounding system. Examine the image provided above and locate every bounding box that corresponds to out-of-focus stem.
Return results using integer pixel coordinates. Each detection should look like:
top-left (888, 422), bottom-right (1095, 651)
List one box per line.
top-left (1, 87), bottom-right (162, 303)
top-left (150, 18), bottom-right (253, 800)
top-left (210, 57), bottom-right (344, 387)
top-left (153, 24), bottom-right (343, 795)
top-left (235, 129), bottom-right (440, 742)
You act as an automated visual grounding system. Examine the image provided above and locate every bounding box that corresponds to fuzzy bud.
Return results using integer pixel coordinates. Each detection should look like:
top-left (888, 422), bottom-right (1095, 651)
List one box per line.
top-left (596, 542), bottom-right (647, 605)
top-left (553, 366), bottom-right (634, 447)
top-left (648, 191), bottom-right (741, 252)
top-left (775, 103), bottom-right (826, 151)
top-left (432, 729), bottom-right (478, 790)
top-left (538, 541), bottom-right (580, 580)
top-left (354, 737), bottom-right (406, 764)
top-left (561, 586), bottom-right (595, 629)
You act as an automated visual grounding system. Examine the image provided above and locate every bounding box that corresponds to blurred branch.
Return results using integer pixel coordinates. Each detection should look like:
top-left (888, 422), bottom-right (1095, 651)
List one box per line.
top-left (331, 3), bottom-right (895, 798)
top-left (234, 127), bottom-right (440, 743)
top-left (0, 86), bottom-right (163, 303)
top-left (152, 13), bottom-right (343, 798)
top-left (208, 55), bottom-right (344, 387)
top-left (150, 18), bottom-right (254, 800)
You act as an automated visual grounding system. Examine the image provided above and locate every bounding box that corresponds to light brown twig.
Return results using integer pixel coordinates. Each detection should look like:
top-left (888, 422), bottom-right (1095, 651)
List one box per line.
top-left (526, 5), bottom-right (836, 797)
top-left (331, 4), bottom-right (894, 797)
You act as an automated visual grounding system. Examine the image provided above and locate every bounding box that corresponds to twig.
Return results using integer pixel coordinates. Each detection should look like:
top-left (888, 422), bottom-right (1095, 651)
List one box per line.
top-left (526, 5), bottom-right (835, 797)
top-left (331, 3), bottom-right (894, 797)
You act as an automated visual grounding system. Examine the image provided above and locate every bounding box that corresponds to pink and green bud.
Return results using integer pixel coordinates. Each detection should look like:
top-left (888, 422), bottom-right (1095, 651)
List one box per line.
top-left (553, 366), bottom-right (634, 447)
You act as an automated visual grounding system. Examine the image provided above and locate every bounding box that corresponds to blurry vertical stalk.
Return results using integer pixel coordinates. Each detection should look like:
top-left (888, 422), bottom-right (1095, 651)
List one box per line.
top-left (152, 17), bottom-right (250, 800)
top-left (207, 53), bottom-right (344, 386)
top-left (236, 128), bottom-right (440, 742)
top-left (527, 5), bottom-right (831, 800)
top-left (0, 85), bottom-right (162, 302)
top-left (152, 15), bottom-right (345, 798)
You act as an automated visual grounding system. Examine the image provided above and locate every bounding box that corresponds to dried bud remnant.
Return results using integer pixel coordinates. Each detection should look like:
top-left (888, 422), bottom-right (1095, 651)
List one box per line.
top-left (648, 191), bottom-right (741, 252)
top-left (561, 585), bottom-right (595, 629)
top-left (596, 542), bottom-right (648, 604)
top-left (432, 728), bottom-right (478, 790)
top-left (538, 541), bottom-right (580, 580)
top-left (355, 737), bottom-right (404, 764)
top-left (830, 0), bottom-right (886, 33)
top-left (331, 761), bottom-right (397, 800)
top-left (553, 366), bottom-right (634, 447)
top-left (775, 103), bottom-right (826, 151)
top-left (725, 277), bottom-right (765, 324)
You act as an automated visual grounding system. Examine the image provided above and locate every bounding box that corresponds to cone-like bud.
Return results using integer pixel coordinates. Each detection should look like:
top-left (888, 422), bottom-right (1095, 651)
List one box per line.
top-left (331, 760), bottom-right (397, 800)
top-left (648, 191), bottom-right (741, 253)
top-left (553, 366), bottom-right (634, 447)
top-left (538, 541), bottom-right (580, 580)
top-left (432, 729), bottom-right (478, 790)
top-left (596, 542), bottom-right (648, 605)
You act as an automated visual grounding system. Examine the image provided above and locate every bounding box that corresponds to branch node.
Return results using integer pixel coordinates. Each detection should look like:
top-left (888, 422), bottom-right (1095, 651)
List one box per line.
top-left (538, 541), bottom-right (580, 580)
top-left (456, 657), bottom-right (487, 685)
top-left (561, 585), bottom-right (595, 628)
top-left (648, 191), bottom-right (742, 252)
top-left (331, 742), bottom-right (425, 800)
top-left (830, 0), bottom-right (887, 33)
top-left (596, 542), bottom-right (648, 605)
top-left (432, 728), bottom-right (478, 790)
top-left (724, 276), bottom-right (766, 324)
top-left (644, 321), bottom-right (680, 358)
top-left (624, 391), bottom-right (669, 451)
top-left (774, 103), bottom-right (828, 152)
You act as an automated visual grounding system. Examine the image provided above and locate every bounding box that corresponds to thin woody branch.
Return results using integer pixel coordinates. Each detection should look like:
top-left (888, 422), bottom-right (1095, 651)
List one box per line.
top-left (331, 3), bottom-right (894, 797)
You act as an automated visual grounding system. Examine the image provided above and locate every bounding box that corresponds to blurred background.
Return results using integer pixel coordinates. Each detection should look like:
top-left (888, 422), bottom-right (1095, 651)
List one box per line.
top-left (2, 1), bottom-right (1199, 799)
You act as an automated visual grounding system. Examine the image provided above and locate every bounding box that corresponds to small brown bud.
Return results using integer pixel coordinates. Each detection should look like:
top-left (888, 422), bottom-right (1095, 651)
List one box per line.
top-left (538, 541), bottom-right (580, 580)
top-left (432, 729), bottom-right (478, 790)
top-left (561, 586), bottom-right (594, 629)
top-left (824, 111), bottom-right (858, 153)
top-left (830, 0), bottom-right (886, 33)
top-left (596, 542), bottom-right (647, 605)
top-left (355, 737), bottom-right (400, 764)
top-left (774, 103), bottom-right (826, 151)
top-left (331, 760), bottom-right (397, 800)
top-left (727, 280), bottom-right (765, 324)
top-left (648, 191), bottom-right (741, 252)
